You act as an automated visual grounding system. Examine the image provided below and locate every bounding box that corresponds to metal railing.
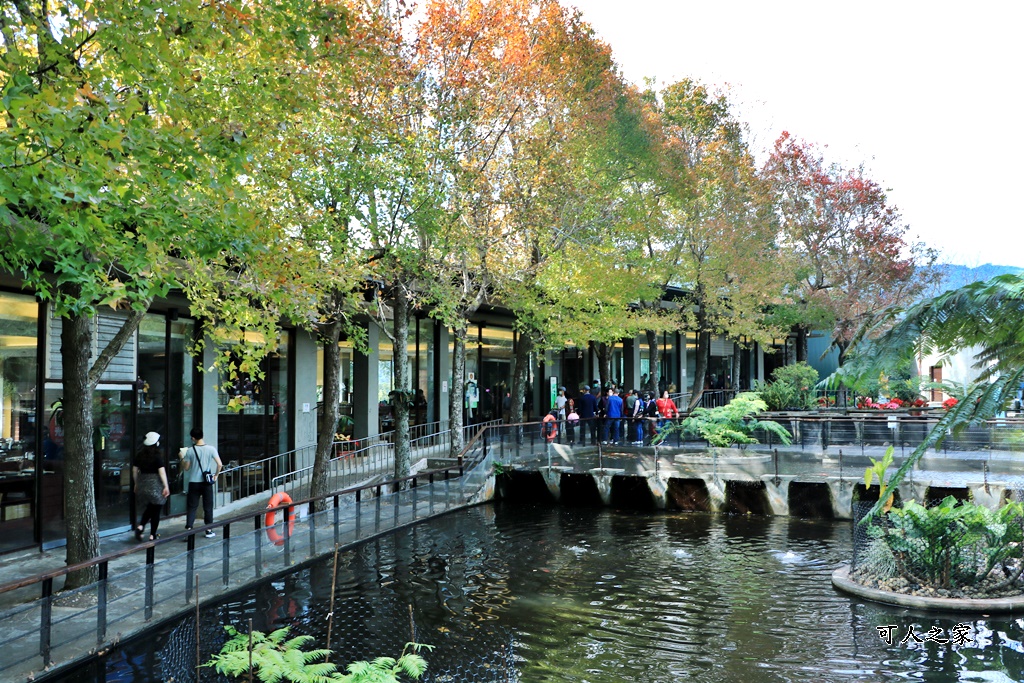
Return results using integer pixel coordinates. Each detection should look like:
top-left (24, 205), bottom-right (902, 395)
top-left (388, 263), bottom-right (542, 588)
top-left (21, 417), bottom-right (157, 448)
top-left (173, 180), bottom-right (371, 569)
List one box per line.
top-left (457, 413), bottom-right (1024, 472)
top-left (219, 420), bottom-right (503, 507)
top-left (0, 457), bottom-right (496, 682)
top-left (7, 412), bottom-right (1023, 681)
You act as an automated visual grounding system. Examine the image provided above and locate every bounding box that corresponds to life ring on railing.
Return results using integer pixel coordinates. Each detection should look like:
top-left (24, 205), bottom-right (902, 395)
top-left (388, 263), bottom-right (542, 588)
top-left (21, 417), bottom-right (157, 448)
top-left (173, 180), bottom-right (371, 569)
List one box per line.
top-left (264, 492), bottom-right (295, 546)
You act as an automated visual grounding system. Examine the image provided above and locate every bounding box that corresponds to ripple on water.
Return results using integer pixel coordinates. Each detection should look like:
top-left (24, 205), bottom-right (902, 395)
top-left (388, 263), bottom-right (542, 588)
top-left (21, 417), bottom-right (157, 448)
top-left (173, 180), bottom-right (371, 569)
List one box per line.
top-left (49, 504), bottom-right (1024, 683)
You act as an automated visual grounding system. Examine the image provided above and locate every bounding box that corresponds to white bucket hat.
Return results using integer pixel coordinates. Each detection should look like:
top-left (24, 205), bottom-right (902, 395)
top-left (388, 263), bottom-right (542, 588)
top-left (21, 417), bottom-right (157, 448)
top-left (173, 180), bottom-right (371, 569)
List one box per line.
top-left (143, 431), bottom-right (160, 446)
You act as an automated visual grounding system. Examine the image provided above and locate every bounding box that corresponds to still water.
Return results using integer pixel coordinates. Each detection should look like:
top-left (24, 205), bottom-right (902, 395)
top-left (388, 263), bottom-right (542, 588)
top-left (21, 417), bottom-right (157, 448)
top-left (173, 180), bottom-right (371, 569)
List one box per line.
top-left (61, 503), bottom-right (1024, 682)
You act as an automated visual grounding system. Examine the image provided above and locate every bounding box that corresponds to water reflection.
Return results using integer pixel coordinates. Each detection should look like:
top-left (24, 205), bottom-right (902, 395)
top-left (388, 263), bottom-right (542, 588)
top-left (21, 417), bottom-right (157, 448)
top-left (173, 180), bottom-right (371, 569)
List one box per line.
top-left (53, 503), bottom-right (1024, 682)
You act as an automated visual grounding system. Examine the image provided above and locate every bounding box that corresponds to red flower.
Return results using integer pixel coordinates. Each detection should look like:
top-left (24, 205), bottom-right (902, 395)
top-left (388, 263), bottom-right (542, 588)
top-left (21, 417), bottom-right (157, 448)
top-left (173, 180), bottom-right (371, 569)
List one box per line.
top-left (943, 397), bottom-right (958, 410)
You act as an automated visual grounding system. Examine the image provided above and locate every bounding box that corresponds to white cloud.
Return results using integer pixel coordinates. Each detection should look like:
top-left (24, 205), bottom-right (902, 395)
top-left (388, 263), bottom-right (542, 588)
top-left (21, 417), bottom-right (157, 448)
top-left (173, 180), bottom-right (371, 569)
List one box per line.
top-left (573, 0), bottom-right (1024, 267)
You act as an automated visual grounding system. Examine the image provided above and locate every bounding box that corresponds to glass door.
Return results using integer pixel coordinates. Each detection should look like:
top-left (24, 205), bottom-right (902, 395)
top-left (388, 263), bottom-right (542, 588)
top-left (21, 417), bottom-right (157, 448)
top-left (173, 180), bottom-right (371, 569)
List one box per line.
top-left (41, 385), bottom-right (136, 547)
top-left (94, 387), bottom-right (135, 534)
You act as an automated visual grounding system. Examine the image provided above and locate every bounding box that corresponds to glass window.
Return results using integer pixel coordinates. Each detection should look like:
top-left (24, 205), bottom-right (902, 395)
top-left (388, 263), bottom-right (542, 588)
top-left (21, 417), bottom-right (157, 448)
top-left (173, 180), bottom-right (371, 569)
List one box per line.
top-left (480, 326), bottom-right (513, 421)
top-left (315, 340), bottom-right (355, 437)
top-left (0, 292), bottom-right (38, 552)
top-left (216, 331), bottom-right (291, 468)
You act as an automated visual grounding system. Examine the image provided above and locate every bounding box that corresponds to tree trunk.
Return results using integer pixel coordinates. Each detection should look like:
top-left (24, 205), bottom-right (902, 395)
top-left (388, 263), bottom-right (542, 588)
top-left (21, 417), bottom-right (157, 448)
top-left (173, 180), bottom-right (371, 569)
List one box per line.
top-left (448, 323), bottom-right (467, 459)
top-left (645, 330), bottom-right (659, 393)
top-left (310, 319), bottom-right (342, 512)
top-left (392, 287), bottom-right (412, 483)
top-left (597, 342), bottom-right (611, 389)
top-left (62, 310), bottom-right (100, 589)
top-left (689, 330), bottom-right (710, 411)
top-left (510, 331), bottom-right (533, 425)
top-left (732, 342), bottom-right (742, 391)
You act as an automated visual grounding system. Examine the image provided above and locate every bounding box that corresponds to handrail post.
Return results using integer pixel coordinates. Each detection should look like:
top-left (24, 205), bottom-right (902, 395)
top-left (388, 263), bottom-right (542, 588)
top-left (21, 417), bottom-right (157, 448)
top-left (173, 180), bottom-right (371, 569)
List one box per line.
top-left (97, 560), bottom-right (108, 644)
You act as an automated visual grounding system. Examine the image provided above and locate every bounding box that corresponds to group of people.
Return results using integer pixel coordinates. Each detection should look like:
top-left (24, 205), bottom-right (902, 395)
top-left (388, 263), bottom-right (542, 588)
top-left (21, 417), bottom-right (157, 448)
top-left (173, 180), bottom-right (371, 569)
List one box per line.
top-left (132, 427), bottom-right (222, 542)
top-left (543, 384), bottom-right (680, 447)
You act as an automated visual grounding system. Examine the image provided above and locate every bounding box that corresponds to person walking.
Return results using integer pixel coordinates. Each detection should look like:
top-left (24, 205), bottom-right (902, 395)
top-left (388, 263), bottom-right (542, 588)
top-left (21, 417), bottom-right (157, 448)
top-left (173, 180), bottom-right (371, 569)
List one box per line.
top-left (179, 426), bottom-right (223, 538)
top-left (133, 432), bottom-right (169, 541)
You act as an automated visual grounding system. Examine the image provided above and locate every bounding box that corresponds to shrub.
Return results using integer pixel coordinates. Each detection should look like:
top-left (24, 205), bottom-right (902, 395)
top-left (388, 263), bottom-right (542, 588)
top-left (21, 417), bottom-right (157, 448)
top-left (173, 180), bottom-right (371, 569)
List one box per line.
top-left (655, 392), bottom-right (792, 447)
top-left (881, 497), bottom-right (1024, 591)
top-left (755, 362), bottom-right (819, 411)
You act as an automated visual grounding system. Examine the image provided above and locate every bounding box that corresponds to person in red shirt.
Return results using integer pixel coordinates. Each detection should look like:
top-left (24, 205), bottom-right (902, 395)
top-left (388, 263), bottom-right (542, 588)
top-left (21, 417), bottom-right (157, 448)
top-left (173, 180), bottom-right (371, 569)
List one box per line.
top-left (656, 390), bottom-right (679, 428)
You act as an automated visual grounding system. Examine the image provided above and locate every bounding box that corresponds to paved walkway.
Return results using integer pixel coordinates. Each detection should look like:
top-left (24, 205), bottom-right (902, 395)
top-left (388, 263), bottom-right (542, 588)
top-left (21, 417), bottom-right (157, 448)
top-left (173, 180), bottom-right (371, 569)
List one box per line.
top-left (0, 471), bottom-right (482, 683)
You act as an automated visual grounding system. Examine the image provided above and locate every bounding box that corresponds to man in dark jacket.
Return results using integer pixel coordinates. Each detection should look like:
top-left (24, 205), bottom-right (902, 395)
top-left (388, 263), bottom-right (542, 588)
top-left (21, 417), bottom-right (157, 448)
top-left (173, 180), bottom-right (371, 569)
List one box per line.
top-left (578, 386), bottom-right (599, 445)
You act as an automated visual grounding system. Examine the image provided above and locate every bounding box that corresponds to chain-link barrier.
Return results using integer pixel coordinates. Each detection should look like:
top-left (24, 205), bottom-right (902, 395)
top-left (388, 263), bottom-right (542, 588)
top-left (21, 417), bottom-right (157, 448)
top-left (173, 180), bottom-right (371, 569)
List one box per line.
top-left (851, 489), bottom-right (1024, 598)
top-left (157, 588), bottom-right (519, 683)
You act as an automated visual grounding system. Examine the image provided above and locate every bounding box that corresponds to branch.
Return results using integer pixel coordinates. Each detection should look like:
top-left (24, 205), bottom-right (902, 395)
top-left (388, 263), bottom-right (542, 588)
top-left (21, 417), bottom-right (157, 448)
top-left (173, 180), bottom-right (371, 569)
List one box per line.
top-left (88, 307), bottom-right (148, 389)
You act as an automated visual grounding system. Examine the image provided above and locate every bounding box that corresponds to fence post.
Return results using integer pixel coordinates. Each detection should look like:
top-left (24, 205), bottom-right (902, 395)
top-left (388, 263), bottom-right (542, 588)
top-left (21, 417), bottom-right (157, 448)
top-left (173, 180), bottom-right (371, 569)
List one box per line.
top-left (309, 499), bottom-right (317, 557)
top-left (394, 486), bottom-right (401, 526)
top-left (185, 533), bottom-right (196, 603)
top-left (284, 504), bottom-right (292, 567)
top-left (96, 561), bottom-right (108, 644)
top-left (223, 524), bottom-right (231, 587)
top-left (375, 486), bottom-right (382, 534)
top-left (334, 494), bottom-right (341, 546)
top-left (40, 577), bottom-right (52, 667)
top-left (145, 546), bottom-right (155, 620)
top-left (254, 515), bottom-right (263, 578)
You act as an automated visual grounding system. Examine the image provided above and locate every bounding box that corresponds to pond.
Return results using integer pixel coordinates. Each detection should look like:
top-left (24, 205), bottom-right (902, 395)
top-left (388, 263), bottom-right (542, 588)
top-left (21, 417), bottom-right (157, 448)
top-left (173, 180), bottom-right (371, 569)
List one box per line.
top-left (54, 502), bottom-right (1024, 682)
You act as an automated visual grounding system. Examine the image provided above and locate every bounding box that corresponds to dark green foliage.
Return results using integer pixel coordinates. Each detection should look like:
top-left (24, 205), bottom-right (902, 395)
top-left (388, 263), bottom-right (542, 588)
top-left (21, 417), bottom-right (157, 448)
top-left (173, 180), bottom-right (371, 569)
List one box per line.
top-left (881, 497), bottom-right (1024, 591)
top-left (654, 392), bottom-right (792, 447)
top-left (755, 361), bottom-right (819, 411)
top-left (207, 626), bottom-right (430, 683)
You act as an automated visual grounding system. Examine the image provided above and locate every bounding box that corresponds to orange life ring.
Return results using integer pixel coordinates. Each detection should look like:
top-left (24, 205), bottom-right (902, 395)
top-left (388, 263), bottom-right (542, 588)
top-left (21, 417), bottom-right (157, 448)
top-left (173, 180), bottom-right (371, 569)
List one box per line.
top-left (264, 492), bottom-right (295, 546)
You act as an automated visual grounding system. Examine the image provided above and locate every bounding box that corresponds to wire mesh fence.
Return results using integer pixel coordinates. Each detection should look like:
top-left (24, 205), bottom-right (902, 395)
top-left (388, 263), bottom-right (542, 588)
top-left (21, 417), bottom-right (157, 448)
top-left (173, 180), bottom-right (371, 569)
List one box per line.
top-left (850, 488), bottom-right (1024, 598)
top-left (157, 587), bottom-right (519, 683)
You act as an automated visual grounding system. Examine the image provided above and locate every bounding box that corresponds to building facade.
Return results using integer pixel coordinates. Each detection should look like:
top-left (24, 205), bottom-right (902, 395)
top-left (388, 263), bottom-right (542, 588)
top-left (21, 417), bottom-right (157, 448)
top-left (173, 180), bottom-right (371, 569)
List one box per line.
top-left (0, 282), bottom-right (769, 555)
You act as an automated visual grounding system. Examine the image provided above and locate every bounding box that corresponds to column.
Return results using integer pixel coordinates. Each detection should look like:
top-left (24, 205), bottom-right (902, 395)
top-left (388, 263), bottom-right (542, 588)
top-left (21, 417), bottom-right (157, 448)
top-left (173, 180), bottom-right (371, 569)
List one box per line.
top-left (433, 323), bottom-right (450, 425)
top-left (292, 330), bottom-right (318, 470)
top-left (622, 336), bottom-right (641, 390)
top-left (201, 342), bottom-right (219, 448)
top-left (353, 321), bottom-right (381, 440)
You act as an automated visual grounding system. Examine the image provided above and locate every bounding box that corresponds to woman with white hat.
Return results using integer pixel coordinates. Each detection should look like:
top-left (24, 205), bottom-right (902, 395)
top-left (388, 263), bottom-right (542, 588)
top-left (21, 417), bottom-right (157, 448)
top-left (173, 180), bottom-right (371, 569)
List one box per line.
top-left (133, 432), bottom-right (169, 541)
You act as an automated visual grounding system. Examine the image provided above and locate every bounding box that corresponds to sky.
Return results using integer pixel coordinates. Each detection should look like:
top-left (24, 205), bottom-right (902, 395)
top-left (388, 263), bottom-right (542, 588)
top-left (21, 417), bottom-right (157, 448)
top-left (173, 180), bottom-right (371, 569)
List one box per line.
top-left (573, 0), bottom-right (1024, 268)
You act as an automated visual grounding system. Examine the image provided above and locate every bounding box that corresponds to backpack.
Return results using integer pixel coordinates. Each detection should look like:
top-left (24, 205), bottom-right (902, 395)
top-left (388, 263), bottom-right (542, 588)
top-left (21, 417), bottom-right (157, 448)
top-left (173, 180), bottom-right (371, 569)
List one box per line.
top-left (644, 399), bottom-right (660, 418)
top-left (632, 397), bottom-right (644, 418)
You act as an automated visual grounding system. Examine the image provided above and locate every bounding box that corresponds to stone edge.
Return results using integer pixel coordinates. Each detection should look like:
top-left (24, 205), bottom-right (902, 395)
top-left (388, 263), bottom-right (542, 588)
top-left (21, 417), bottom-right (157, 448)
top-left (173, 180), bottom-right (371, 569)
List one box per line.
top-left (831, 564), bottom-right (1024, 613)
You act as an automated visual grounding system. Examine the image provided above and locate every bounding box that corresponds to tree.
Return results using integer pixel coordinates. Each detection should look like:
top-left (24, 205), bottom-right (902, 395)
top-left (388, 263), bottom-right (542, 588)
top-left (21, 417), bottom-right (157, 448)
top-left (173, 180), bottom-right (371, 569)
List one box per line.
top-left (651, 79), bottom-right (789, 407)
top-left (491, 11), bottom-right (656, 418)
top-left (0, 0), bottom-right (321, 585)
top-left (762, 132), bottom-right (939, 362)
